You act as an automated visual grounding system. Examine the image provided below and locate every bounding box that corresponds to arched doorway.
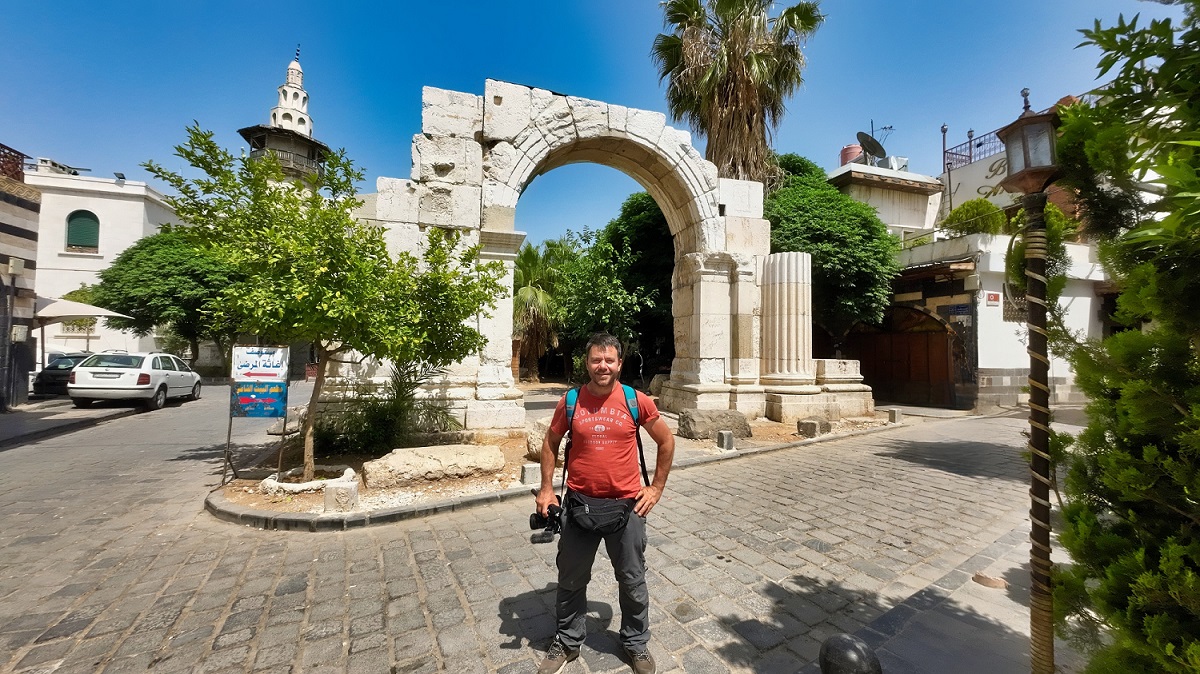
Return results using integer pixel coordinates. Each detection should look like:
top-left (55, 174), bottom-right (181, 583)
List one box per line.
top-left (844, 306), bottom-right (962, 408)
top-left (371, 80), bottom-right (871, 428)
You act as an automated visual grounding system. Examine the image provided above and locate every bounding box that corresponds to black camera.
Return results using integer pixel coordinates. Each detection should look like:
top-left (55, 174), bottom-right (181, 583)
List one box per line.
top-left (530, 497), bottom-right (563, 535)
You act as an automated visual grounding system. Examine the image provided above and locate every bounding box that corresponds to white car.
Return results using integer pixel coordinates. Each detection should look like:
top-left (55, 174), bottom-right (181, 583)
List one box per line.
top-left (68, 352), bottom-right (202, 410)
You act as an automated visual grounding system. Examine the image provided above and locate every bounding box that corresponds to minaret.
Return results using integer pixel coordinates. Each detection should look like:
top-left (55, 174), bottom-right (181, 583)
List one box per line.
top-left (238, 48), bottom-right (330, 181)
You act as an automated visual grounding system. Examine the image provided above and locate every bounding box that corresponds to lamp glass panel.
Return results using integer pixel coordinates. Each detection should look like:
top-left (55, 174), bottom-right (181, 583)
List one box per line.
top-left (1026, 123), bottom-right (1054, 168)
top-left (1006, 133), bottom-right (1026, 174)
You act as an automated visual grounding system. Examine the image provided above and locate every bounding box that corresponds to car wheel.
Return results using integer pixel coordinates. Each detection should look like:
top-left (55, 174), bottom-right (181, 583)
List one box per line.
top-left (145, 386), bottom-right (167, 411)
top-left (188, 382), bottom-right (202, 401)
top-left (72, 398), bottom-right (92, 409)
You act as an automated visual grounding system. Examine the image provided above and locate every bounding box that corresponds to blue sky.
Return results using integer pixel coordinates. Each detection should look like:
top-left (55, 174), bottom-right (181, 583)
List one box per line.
top-left (1, 1), bottom-right (1183, 244)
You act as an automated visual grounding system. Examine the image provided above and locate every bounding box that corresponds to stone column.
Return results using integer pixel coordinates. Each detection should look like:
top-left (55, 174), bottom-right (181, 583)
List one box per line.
top-left (760, 251), bottom-right (816, 386)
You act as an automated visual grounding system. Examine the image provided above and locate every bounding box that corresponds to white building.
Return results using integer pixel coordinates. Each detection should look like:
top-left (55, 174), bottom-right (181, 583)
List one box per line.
top-left (24, 158), bottom-right (175, 356)
top-left (829, 112), bottom-right (1108, 409)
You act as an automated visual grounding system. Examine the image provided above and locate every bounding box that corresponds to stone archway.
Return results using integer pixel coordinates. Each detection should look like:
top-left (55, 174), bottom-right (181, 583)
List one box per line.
top-left (371, 80), bottom-right (871, 429)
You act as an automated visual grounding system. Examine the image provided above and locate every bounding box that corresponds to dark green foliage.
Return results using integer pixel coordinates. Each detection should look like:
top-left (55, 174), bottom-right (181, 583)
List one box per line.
top-left (93, 230), bottom-right (239, 364)
top-left (1005, 203), bottom-right (1076, 306)
top-left (600, 193), bottom-right (674, 373)
top-left (1051, 3), bottom-right (1200, 670)
top-left (765, 153), bottom-right (901, 336)
top-left (557, 229), bottom-right (653, 348)
top-left (313, 364), bottom-right (460, 457)
top-left (940, 198), bottom-right (1009, 236)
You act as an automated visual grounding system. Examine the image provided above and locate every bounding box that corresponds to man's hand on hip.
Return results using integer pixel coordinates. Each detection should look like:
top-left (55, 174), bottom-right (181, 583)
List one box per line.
top-left (634, 485), bottom-right (662, 516)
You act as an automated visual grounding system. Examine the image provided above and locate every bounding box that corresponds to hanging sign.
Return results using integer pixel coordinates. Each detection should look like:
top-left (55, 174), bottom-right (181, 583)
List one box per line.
top-left (986, 291), bottom-right (1001, 307)
top-left (231, 346), bottom-right (289, 382)
top-left (231, 380), bottom-right (289, 418)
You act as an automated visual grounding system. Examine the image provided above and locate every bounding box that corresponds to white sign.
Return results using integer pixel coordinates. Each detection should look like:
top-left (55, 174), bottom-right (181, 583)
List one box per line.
top-left (231, 346), bottom-right (289, 382)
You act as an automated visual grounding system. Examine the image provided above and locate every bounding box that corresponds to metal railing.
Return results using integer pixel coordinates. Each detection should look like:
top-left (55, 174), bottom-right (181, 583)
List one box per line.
top-left (944, 129), bottom-right (1004, 171)
top-left (0, 142), bottom-right (29, 182)
top-left (249, 148), bottom-right (325, 177)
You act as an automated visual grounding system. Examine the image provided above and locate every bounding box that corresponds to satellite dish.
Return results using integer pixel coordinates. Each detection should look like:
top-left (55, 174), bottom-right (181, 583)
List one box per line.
top-left (856, 131), bottom-right (887, 165)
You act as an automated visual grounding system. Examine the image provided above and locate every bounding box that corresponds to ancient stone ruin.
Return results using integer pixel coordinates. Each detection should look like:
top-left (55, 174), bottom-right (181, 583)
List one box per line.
top-left (351, 79), bottom-right (873, 429)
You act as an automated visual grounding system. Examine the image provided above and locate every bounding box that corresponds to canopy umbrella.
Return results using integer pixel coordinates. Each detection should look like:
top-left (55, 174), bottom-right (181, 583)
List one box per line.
top-left (33, 296), bottom-right (133, 366)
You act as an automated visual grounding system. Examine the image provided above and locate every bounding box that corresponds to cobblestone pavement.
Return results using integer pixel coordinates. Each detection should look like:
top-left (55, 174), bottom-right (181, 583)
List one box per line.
top-left (0, 404), bottom-right (1035, 674)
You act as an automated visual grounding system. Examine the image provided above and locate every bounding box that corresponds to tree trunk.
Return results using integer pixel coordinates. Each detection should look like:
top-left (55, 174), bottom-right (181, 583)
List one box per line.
top-left (188, 338), bottom-right (200, 367)
top-left (301, 344), bottom-right (329, 482)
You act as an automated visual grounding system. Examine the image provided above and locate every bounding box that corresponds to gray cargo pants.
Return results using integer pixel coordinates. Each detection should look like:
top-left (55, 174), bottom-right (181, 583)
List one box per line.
top-left (554, 509), bottom-right (649, 650)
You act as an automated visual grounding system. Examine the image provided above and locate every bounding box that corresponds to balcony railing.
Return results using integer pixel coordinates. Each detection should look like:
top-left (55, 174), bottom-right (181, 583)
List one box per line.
top-left (0, 142), bottom-right (30, 182)
top-left (249, 148), bottom-right (325, 178)
top-left (943, 129), bottom-right (1004, 171)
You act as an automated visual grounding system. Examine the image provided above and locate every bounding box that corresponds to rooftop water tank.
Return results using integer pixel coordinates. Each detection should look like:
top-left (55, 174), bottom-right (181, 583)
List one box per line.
top-left (840, 144), bottom-right (863, 166)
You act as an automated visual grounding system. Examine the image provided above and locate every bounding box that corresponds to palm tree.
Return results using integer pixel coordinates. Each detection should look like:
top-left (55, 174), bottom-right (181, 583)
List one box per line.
top-left (512, 239), bottom-right (577, 381)
top-left (652, 0), bottom-right (823, 184)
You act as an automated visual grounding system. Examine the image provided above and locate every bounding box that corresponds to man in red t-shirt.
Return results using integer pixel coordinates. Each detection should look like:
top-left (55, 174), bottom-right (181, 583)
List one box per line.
top-left (535, 333), bottom-right (675, 674)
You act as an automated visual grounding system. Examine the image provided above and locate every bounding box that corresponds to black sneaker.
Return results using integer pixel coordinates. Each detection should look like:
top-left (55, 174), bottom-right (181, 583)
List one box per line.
top-left (626, 646), bottom-right (656, 674)
top-left (537, 640), bottom-right (579, 674)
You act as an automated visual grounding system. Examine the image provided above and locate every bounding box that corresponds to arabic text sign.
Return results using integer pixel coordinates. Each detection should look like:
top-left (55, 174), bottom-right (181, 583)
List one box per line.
top-left (231, 381), bottom-right (289, 418)
top-left (231, 346), bottom-right (289, 382)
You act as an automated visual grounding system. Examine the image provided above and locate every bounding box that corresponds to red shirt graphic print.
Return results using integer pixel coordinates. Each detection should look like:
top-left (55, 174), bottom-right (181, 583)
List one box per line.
top-left (549, 385), bottom-right (660, 499)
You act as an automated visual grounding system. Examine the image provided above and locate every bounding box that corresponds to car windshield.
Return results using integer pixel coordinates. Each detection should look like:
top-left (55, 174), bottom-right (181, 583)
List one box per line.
top-left (46, 357), bottom-right (84, 370)
top-left (79, 354), bottom-right (144, 369)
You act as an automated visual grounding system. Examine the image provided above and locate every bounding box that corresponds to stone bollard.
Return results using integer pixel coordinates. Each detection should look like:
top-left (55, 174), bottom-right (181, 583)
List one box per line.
top-left (521, 462), bottom-right (541, 485)
top-left (323, 480), bottom-right (360, 513)
top-left (716, 430), bottom-right (735, 451)
top-left (886, 407), bottom-right (903, 424)
top-left (797, 417), bottom-right (832, 438)
top-left (819, 634), bottom-right (881, 674)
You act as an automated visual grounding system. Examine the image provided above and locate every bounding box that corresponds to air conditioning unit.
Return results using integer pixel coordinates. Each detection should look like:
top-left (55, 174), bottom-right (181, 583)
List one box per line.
top-left (886, 156), bottom-right (910, 171)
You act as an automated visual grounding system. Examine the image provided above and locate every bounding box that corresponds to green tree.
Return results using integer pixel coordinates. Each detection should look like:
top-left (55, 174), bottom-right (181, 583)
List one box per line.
top-left (652, 0), bottom-right (823, 183)
top-left (92, 230), bottom-right (239, 367)
top-left (557, 229), bottom-right (653, 358)
top-left (145, 125), bottom-right (505, 480)
top-left (765, 153), bottom-right (900, 338)
top-left (600, 192), bottom-right (675, 374)
top-left (1050, 4), bottom-right (1200, 671)
top-left (512, 239), bottom-right (576, 381)
top-left (940, 198), bottom-right (1008, 236)
top-left (60, 284), bottom-right (97, 352)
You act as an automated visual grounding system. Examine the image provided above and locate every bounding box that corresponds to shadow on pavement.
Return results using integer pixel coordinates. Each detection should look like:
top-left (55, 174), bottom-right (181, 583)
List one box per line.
top-left (712, 574), bottom-right (1032, 673)
top-left (164, 442), bottom-right (278, 475)
top-left (874, 437), bottom-right (1026, 482)
top-left (496, 583), bottom-right (622, 662)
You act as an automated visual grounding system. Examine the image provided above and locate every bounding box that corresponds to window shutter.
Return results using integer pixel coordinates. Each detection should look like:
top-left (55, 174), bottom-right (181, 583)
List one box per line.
top-left (66, 211), bottom-right (100, 249)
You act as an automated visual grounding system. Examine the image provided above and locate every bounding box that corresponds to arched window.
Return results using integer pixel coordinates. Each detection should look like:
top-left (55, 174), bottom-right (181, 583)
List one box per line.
top-left (66, 210), bottom-right (99, 252)
top-left (282, 113), bottom-right (293, 124)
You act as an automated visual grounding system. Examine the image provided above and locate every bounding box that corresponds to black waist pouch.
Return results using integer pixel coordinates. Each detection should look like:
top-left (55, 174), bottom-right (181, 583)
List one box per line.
top-left (566, 491), bottom-right (634, 534)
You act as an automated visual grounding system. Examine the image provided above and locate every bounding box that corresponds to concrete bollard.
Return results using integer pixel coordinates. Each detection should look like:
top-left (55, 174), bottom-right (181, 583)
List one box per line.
top-left (323, 481), bottom-right (360, 513)
top-left (819, 634), bottom-right (881, 674)
top-left (716, 430), bottom-right (735, 451)
top-left (886, 408), bottom-right (903, 424)
top-left (521, 462), bottom-right (541, 485)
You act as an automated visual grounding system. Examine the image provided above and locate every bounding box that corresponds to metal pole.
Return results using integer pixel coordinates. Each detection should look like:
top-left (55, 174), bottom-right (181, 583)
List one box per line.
top-left (0, 272), bottom-right (13, 411)
top-left (1022, 191), bottom-right (1054, 674)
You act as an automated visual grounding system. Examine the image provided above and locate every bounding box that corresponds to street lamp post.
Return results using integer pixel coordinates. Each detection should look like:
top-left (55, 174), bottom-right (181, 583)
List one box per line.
top-left (997, 88), bottom-right (1061, 674)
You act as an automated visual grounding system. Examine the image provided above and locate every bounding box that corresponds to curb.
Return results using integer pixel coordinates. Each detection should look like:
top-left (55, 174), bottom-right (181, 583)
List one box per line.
top-left (0, 408), bottom-right (142, 452)
top-left (205, 418), bottom-right (925, 532)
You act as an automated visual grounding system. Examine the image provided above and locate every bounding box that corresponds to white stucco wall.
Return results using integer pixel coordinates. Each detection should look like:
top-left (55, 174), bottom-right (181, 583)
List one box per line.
top-left (25, 170), bottom-right (175, 356)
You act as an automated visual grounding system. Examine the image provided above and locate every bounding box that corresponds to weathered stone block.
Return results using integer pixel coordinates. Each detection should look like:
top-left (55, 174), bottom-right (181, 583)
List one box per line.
top-left (323, 480), bottom-right (359, 513)
top-left (362, 444), bottom-right (504, 488)
top-left (418, 182), bottom-right (481, 229)
top-left (649, 374), bottom-right (670, 397)
top-left (886, 407), bottom-right (903, 424)
top-left (375, 177), bottom-right (421, 223)
top-left (716, 430), bottom-right (735, 451)
top-left (678, 409), bottom-right (751, 440)
top-left (412, 135), bottom-right (483, 185)
top-left (465, 400), bottom-right (525, 429)
top-left (483, 79), bottom-right (533, 142)
top-left (567, 96), bottom-right (609, 139)
top-left (626, 109), bottom-right (666, 145)
top-left (521, 463), bottom-right (541, 485)
top-left (526, 416), bottom-right (551, 461)
top-left (797, 417), bottom-right (832, 438)
top-left (421, 87), bottom-right (482, 138)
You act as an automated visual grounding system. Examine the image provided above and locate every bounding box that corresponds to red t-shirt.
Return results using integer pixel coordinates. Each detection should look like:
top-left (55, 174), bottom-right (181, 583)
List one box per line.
top-left (549, 385), bottom-right (660, 499)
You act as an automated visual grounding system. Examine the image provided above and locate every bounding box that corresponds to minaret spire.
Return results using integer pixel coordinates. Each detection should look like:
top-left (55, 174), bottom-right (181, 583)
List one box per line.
top-left (269, 50), bottom-right (312, 137)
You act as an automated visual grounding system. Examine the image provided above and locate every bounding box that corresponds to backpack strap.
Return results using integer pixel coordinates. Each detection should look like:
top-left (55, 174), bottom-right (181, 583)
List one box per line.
top-left (622, 384), bottom-right (651, 487)
top-left (560, 387), bottom-right (580, 501)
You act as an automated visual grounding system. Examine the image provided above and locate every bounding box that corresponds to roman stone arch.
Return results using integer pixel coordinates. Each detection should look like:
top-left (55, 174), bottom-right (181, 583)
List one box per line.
top-left (369, 80), bottom-right (872, 429)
